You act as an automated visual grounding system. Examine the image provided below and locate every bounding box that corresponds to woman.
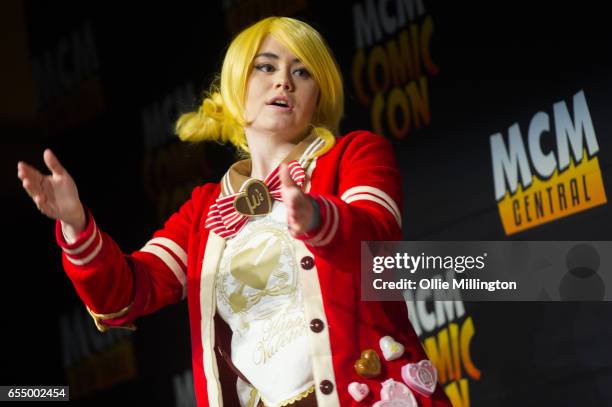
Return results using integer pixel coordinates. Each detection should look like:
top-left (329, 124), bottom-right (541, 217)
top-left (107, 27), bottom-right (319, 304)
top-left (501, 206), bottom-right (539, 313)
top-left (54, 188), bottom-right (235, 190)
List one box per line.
top-left (17, 16), bottom-right (451, 407)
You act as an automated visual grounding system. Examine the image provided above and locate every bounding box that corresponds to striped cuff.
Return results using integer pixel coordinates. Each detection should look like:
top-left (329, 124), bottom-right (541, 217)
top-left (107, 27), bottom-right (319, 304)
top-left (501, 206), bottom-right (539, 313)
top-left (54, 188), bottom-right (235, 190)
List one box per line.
top-left (294, 194), bottom-right (339, 247)
top-left (139, 237), bottom-right (188, 299)
top-left (55, 208), bottom-right (103, 266)
top-left (340, 186), bottom-right (401, 227)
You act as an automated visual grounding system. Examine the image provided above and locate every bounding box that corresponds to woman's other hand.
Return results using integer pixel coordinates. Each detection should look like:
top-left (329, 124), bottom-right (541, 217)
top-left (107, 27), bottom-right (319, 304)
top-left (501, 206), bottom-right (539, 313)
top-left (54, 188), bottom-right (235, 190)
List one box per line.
top-left (17, 149), bottom-right (86, 235)
top-left (279, 163), bottom-right (316, 237)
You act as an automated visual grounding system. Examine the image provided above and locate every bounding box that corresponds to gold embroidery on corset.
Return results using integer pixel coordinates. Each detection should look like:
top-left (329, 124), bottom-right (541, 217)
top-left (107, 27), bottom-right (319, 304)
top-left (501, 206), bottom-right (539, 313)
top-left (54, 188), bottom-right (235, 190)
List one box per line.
top-left (229, 238), bottom-right (280, 312)
top-left (247, 387), bottom-right (259, 407)
top-left (219, 226), bottom-right (298, 321)
top-left (252, 305), bottom-right (307, 365)
top-left (260, 385), bottom-right (315, 407)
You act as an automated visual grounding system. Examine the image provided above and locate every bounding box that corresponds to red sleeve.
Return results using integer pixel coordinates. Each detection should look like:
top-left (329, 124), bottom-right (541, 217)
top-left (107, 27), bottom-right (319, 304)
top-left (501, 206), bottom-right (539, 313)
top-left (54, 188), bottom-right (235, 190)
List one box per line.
top-left (296, 132), bottom-right (403, 270)
top-left (56, 184), bottom-right (212, 331)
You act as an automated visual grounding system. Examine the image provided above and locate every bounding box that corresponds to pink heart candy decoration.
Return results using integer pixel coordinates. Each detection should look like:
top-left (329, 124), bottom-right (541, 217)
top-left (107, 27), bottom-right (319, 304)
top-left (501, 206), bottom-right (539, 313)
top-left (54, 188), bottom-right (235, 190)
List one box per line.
top-left (372, 379), bottom-right (418, 407)
top-left (348, 382), bottom-right (369, 402)
top-left (401, 359), bottom-right (438, 396)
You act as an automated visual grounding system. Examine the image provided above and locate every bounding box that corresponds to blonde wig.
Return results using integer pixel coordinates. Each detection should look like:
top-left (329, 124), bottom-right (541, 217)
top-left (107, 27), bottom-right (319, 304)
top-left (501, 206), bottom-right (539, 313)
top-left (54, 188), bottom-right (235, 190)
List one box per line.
top-left (175, 16), bottom-right (344, 156)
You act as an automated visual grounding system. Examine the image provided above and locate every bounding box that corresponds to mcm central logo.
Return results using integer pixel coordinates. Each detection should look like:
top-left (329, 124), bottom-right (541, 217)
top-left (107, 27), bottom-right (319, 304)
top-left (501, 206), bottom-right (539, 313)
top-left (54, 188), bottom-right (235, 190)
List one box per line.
top-left (490, 90), bottom-right (607, 235)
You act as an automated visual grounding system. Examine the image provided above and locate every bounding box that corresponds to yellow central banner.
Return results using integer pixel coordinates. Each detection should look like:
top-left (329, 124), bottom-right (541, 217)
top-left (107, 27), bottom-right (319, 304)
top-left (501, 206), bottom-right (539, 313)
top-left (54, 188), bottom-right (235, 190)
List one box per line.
top-left (498, 153), bottom-right (607, 235)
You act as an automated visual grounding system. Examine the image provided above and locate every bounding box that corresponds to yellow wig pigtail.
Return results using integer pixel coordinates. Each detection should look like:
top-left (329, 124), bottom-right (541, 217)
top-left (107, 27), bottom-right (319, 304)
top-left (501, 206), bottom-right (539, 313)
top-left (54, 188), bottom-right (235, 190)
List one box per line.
top-left (175, 88), bottom-right (247, 151)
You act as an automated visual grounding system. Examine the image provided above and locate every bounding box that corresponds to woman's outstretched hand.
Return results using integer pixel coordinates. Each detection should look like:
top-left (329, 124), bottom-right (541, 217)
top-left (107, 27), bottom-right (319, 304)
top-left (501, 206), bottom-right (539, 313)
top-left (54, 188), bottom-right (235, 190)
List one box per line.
top-left (17, 149), bottom-right (86, 234)
top-left (279, 163), bottom-right (316, 237)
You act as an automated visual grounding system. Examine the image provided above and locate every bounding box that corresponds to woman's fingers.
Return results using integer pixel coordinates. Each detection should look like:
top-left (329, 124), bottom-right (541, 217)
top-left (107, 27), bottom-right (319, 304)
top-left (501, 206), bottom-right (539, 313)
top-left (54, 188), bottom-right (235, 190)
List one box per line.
top-left (278, 163), bottom-right (297, 188)
top-left (17, 155), bottom-right (60, 218)
top-left (43, 149), bottom-right (66, 176)
top-left (33, 194), bottom-right (45, 208)
top-left (32, 182), bottom-right (50, 208)
top-left (18, 163), bottom-right (44, 198)
top-left (278, 163), bottom-right (314, 234)
top-left (23, 174), bottom-right (58, 218)
top-left (32, 191), bottom-right (57, 218)
top-left (17, 150), bottom-right (79, 222)
top-left (17, 161), bottom-right (42, 183)
top-left (21, 178), bottom-right (35, 199)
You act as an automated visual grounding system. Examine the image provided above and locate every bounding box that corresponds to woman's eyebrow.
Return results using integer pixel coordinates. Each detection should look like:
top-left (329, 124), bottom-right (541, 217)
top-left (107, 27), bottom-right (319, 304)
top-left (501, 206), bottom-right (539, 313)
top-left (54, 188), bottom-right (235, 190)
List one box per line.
top-left (254, 52), bottom-right (301, 63)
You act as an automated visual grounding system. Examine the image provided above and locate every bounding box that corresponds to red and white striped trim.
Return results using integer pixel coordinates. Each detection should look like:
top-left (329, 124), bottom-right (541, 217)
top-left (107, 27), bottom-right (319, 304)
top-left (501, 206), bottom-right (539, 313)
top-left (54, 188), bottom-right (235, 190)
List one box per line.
top-left (62, 221), bottom-right (98, 255)
top-left (205, 160), bottom-right (306, 239)
top-left (63, 223), bottom-right (104, 266)
top-left (222, 172), bottom-right (234, 195)
top-left (341, 186), bottom-right (401, 227)
top-left (266, 161), bottom-right (305, 200)
top-left (305, 196), bottom-right (339, 247)
top-left (298, 136), bottom-right (325, 167)
top-left (204, 201), bottom-right (247, 239)
top-left (140, 237), bottom-right (188, 299)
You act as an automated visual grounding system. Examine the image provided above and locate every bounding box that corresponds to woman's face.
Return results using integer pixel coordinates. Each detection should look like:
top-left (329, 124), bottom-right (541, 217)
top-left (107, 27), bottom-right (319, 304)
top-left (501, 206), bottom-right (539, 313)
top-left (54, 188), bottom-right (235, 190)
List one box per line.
top-left (244, 35), bottom-right (320, 141)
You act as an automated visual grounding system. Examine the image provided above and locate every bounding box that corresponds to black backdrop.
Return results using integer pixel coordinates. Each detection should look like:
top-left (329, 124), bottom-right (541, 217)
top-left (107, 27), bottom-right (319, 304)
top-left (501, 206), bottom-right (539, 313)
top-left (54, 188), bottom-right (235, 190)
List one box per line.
top-left (2, 0), bottom-right (611, 406)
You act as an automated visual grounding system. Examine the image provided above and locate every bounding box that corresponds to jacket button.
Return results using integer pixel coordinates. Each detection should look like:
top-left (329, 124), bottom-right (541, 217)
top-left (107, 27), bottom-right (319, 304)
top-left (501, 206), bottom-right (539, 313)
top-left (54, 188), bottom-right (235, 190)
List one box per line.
top-left (300, 256), bottom-right (315, 270)
top-left (319, 379), bottom-right (334, 395)
top-left (310, 318), bottom-right (324, 333)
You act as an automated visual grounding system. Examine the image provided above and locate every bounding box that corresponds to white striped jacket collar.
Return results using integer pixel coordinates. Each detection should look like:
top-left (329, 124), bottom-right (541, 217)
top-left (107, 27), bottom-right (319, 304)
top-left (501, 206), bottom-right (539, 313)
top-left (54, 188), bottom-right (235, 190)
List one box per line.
top-left (220, 131), bottom-right (326, 197)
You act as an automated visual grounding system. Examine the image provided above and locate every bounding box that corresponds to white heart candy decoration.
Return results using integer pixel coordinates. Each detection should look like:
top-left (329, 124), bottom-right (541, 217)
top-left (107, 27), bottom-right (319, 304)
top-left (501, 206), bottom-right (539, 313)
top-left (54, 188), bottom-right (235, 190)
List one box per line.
top-left (372, 379), bottom-right (418, 407)
top-left (348, 382), bottom-right (369, 402)
top-left (401, 359), bottom-right (438, 396)
top-left (379, 335), bottom-right (405, 361)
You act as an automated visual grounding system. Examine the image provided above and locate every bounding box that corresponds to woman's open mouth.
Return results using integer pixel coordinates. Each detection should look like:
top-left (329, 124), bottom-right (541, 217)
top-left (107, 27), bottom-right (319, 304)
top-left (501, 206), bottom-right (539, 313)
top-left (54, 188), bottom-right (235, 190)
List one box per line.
top-left (267, 96), bottom-right (293, 111)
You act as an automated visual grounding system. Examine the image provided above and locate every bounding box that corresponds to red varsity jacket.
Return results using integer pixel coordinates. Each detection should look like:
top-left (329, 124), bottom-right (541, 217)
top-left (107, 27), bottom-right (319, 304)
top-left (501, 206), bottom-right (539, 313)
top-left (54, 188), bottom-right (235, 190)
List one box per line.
top-left (56, 131), bottom-right (452, 407)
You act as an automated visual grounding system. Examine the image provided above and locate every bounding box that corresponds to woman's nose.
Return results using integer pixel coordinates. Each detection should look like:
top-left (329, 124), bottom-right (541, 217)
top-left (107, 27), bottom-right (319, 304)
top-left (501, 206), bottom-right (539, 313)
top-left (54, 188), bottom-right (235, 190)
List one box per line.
top-left (274, 71), bottom-right (294, 91)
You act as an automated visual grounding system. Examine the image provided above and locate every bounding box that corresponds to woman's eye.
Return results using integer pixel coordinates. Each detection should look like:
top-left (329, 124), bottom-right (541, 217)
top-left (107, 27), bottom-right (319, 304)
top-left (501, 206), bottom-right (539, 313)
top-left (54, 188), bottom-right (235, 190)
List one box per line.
top-left (255, 63), bottom-right (274, 73)
top-left (293, 68), bottom-right (310, 78)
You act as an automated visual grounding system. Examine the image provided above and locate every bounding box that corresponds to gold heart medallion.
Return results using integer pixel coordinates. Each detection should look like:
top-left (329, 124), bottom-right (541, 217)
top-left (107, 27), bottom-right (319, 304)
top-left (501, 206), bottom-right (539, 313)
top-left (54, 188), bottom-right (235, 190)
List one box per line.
top-left (233, 179), bottom-right (272, 216)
